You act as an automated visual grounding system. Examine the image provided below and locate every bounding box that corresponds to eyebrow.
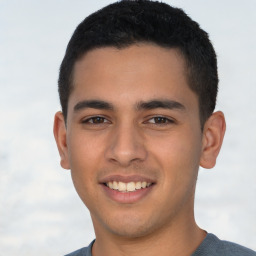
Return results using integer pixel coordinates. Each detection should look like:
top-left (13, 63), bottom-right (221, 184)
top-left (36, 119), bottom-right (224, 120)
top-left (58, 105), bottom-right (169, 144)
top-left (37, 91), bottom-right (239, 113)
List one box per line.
top-left (136, 99), bottom-right (185, 111)
top-left (73, 99), bottom-right (185, 112)
top-left (74, 100), bottom-right (114, 112)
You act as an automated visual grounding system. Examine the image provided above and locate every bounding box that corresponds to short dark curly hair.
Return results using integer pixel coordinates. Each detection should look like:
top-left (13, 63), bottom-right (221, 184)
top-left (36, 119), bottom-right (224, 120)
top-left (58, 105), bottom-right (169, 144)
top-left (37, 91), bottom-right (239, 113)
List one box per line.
top-left (58, 0), bottom-right (218, 127)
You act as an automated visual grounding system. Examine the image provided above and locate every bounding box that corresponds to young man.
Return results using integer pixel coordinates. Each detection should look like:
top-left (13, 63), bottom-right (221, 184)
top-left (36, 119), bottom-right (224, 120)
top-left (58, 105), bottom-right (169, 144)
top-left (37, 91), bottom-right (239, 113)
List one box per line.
top-left (54, 1), bottom-right (256, 255)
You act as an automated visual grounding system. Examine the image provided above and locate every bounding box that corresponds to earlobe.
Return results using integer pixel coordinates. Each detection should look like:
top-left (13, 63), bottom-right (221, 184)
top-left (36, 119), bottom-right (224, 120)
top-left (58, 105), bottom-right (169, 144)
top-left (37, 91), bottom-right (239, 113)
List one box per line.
top-left (200, 111), bottom-right (226, 169)
top-left (53, 111), bottom-right (70, 170)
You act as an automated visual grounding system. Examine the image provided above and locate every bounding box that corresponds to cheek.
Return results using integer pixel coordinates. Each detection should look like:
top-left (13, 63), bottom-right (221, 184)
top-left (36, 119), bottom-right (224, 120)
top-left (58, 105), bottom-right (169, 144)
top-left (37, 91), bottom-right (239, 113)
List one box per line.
top-left (150, 130), bottom-right (201, 166)
top-left (151, 132), bottom-right (201, 209)
top-left (67, 133), bottom-right (103, 202)
top-left (68, 131), bottom-right (102, 168)
top-left (149, 130), bottom-right (202, 189)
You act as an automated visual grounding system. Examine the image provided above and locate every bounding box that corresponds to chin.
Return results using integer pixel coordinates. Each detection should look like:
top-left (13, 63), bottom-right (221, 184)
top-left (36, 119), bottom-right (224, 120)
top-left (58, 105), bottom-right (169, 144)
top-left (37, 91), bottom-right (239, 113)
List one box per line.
top-left (108, 223), bottom-right (153, 239)
top-left (95, 211), bottom-right (162, 239)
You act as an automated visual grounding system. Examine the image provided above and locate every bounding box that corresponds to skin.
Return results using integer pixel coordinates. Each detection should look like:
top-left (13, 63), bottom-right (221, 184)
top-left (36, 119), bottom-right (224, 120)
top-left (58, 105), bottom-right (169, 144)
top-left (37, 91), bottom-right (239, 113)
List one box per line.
top-left (54, 44), bottom-right (226, 256)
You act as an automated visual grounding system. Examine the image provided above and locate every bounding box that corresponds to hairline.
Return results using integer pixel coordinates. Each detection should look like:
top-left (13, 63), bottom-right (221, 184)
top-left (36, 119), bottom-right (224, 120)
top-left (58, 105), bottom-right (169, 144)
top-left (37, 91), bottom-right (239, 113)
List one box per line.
top-left (65, 42), bottom-right (203, 127)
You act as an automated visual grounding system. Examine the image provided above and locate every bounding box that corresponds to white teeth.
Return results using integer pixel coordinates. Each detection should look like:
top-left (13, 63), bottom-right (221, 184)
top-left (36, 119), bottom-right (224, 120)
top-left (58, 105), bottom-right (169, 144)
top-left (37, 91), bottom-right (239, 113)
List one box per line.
top-left (141, 181), bottom-right (147, 188)
top-left (113, 181), bottom-right (118, 190)
top-left (108, 181), bottom-right (113, 189)
top-left (127, 182), bottom-right (136, 192)
top-left (106, 181), bottom-right (152, 192)
top-left (135, 181), bottom-right (142, 189)
top-left (118, 182), bottom-right (126, 192)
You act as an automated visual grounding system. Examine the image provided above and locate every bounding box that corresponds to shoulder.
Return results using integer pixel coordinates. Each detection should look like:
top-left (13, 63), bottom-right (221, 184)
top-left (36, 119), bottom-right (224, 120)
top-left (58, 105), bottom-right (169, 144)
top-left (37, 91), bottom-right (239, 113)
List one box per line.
top-left (219, 239), bottom-right (256, 256)
top-left (64, 240), bottom-right (94, 256)
top-left (193, 233), bottom-right (256, 256)
top-left (64, 247), bottom-right (87, 256)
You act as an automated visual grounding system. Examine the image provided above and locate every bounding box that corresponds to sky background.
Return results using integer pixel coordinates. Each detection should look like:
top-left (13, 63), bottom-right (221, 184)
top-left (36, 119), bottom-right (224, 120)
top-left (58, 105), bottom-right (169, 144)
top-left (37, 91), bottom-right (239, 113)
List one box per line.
top-left (0, 0), bottom-right (255, 255)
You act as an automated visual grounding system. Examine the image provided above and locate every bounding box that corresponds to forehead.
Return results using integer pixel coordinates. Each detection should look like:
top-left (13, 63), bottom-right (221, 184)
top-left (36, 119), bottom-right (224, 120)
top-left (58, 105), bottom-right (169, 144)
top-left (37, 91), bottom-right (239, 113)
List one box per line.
top-left (73, 44), bottom-right (186, 85)
top-left (69, 44), bottom-right (197, 112)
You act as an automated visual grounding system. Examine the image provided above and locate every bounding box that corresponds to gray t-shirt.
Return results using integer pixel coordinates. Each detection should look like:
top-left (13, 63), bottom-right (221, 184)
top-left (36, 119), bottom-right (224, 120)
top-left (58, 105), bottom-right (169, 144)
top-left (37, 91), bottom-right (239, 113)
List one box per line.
top-left (65, 233), bottom-right (256, 256)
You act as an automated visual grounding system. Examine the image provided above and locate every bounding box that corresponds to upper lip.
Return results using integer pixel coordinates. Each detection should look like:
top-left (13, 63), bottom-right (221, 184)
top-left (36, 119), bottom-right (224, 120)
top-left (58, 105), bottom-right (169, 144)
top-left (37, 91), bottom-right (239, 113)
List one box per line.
top-left (99, 174), bottom-right (156, 184)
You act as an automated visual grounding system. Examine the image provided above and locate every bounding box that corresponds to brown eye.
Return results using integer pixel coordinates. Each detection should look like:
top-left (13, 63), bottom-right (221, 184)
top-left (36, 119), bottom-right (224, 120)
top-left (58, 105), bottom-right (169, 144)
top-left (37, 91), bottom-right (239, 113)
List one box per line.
top-left (82, 116), bottom-right (108, 124)
top-left (148, 116), bottom-right (173, 124)
top-left (91, 117), bottom-right (105, 123)
top-left (154, 117), bottom-right (168, 123)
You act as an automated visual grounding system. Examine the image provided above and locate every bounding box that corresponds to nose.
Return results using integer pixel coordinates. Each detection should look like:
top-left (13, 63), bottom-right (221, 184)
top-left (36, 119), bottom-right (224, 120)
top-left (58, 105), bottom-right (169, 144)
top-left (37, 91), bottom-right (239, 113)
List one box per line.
top-left (105, 122), bottom-right (147, 167)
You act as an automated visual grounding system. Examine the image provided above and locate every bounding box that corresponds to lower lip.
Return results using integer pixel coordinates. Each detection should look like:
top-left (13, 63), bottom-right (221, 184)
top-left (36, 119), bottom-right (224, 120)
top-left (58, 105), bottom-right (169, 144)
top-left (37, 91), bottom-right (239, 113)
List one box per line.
top-left (101, 184), bottom-right (154, 204)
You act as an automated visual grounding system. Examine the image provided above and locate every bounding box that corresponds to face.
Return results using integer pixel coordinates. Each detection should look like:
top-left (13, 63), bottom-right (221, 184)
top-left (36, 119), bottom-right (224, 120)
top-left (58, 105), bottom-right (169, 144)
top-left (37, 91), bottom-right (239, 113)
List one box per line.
top-left (54, 44), bottom-right (221, 239)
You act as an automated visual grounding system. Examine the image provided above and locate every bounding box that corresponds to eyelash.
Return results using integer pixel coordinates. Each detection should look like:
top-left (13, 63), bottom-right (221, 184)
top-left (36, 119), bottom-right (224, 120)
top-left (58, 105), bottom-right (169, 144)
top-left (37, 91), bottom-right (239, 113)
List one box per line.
top-left (82, 116), bottom-right (110, 124)
top-left (81, 116), bottom-right (174, 126)
top-left (146, 116), bottom-right (174, 125)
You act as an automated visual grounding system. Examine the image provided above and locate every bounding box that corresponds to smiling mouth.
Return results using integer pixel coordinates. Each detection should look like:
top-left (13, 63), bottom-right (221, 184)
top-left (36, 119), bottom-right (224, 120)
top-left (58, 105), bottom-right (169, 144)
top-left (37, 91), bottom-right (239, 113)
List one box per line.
top-left (104, 181), bottom-right (153, 192)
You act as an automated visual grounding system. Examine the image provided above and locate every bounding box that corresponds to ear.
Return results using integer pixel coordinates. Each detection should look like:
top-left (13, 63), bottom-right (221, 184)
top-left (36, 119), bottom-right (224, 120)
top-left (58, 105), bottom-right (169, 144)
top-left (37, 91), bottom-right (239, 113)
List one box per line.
top-left (53, 111), bottom-right (70, 169)
top-left (200, 111), bottom-right (226, 169)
